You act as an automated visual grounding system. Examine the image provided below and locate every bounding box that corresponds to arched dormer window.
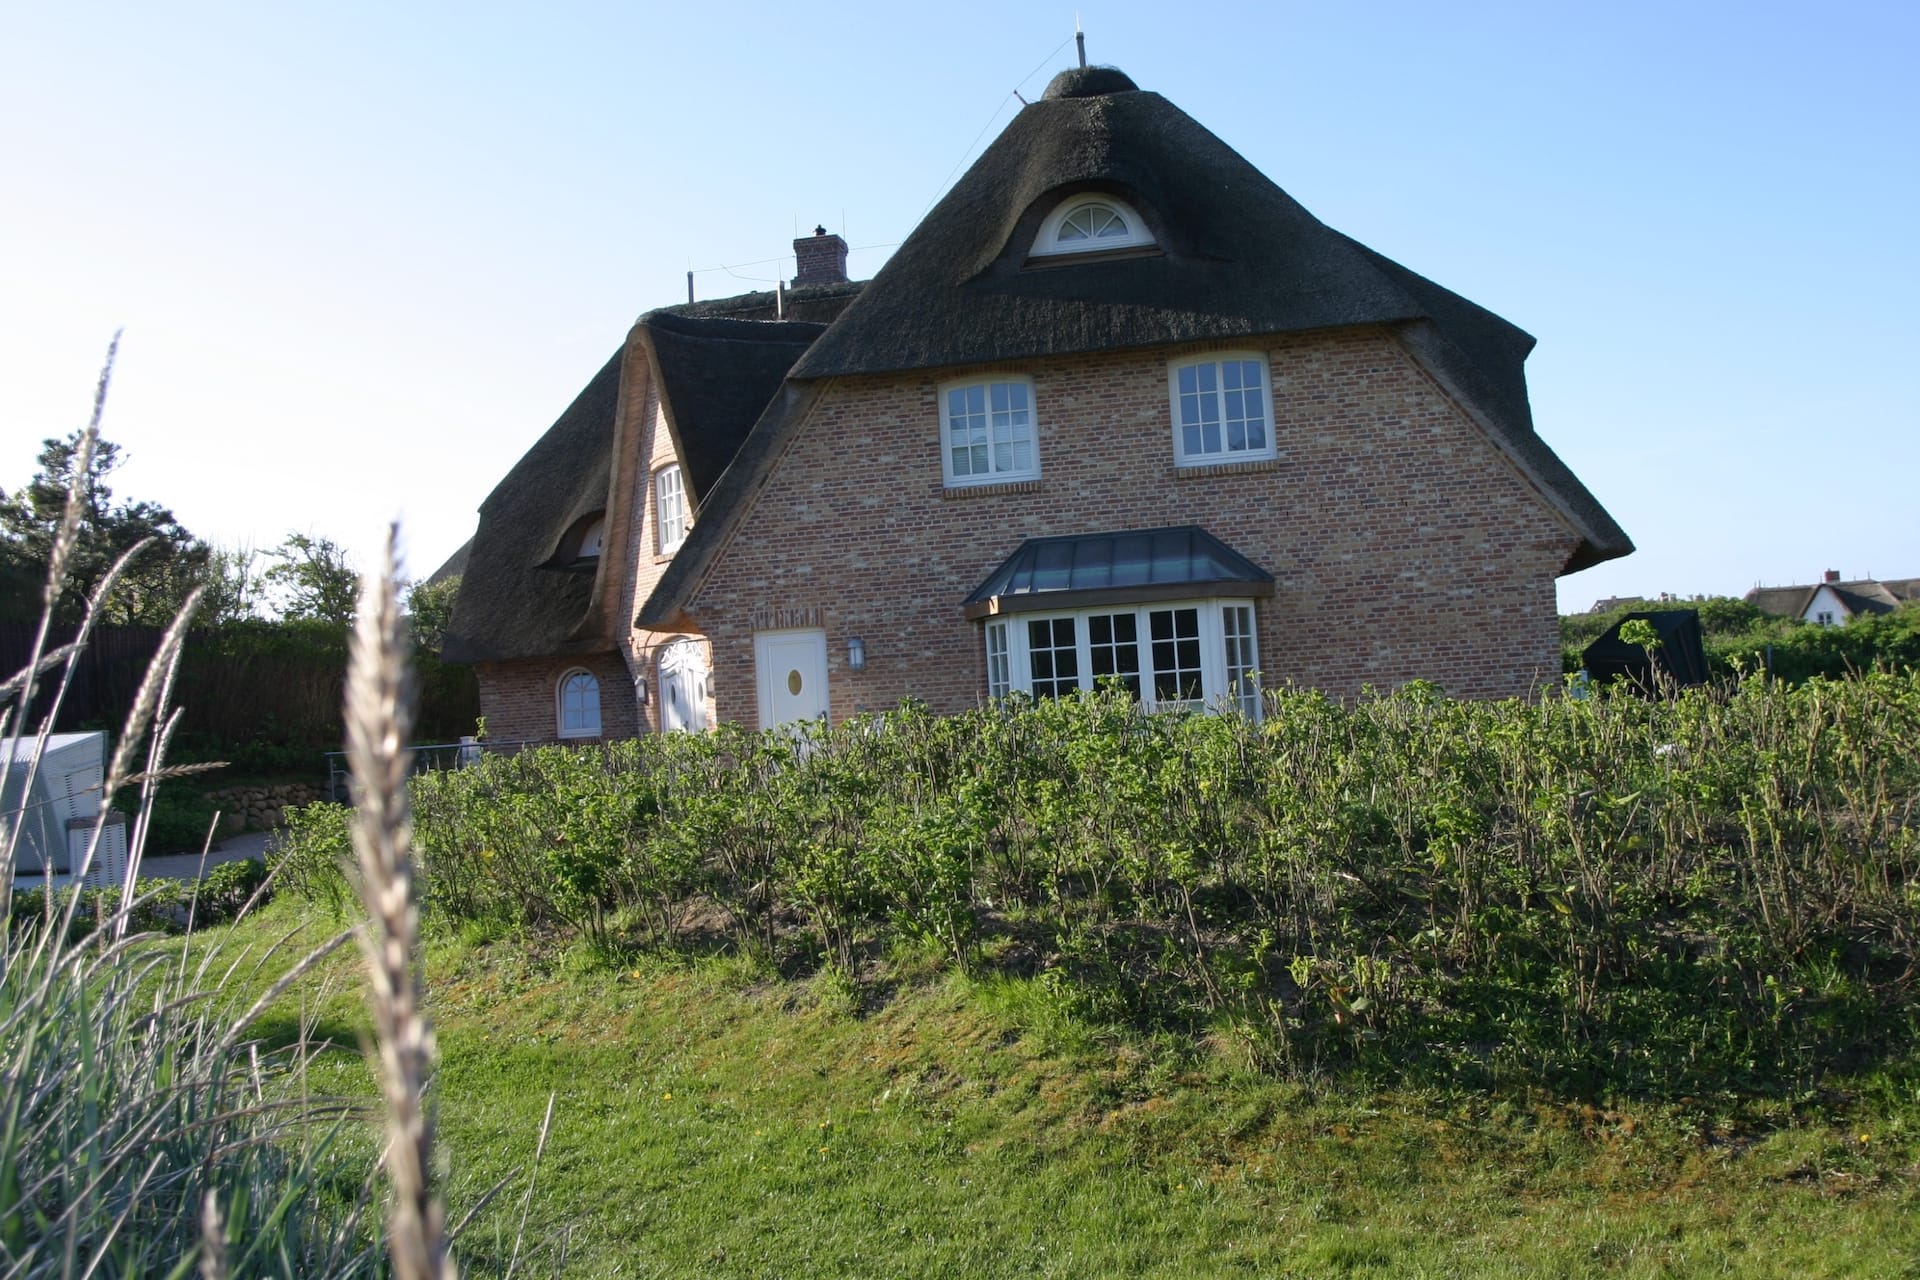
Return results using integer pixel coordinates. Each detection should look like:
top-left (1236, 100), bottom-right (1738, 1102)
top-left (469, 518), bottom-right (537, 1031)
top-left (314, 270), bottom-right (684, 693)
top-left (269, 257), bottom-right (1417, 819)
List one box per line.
top-left (1031, 196), bottom-right (1156, 258)
top-left (576, 515), bottom-right (604, 559)
top-left (549, 510), bottom-right (607, 572)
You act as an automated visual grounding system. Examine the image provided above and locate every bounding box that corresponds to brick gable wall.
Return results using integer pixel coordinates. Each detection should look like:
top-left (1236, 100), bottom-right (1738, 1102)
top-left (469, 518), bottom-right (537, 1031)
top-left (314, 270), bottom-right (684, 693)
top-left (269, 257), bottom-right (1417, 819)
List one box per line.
top-left (683, 326), bottom-right (1580, 728)
top-left (472, 348), bottom-right (715, 745)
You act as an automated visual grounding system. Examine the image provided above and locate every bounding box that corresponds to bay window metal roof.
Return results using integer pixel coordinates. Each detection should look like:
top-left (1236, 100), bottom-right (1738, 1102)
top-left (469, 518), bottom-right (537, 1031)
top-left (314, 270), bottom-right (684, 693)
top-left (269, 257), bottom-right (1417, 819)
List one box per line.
top-left (962, 525), bottom-right (1273, 618)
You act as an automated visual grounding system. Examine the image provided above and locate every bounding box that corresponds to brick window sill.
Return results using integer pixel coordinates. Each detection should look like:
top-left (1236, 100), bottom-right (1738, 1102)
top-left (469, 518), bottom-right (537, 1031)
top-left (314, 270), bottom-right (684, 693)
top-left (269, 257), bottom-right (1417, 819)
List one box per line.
top-left (1172, 457), bottom-right (1285, 480)
top-left (939, 479), bottom-right (1045, 500)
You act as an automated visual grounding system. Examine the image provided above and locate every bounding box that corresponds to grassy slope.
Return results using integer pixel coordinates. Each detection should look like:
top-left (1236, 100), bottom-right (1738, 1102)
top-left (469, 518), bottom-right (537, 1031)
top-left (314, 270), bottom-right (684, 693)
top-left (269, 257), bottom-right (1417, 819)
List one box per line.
top-left (233, 901), bottom-right (1920, 1280)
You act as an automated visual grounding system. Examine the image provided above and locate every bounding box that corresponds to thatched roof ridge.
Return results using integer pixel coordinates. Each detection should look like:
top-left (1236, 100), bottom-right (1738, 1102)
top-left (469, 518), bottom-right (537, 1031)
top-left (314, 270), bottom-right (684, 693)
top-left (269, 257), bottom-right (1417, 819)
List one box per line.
top-left (441, 350), bottom-right (622, 664)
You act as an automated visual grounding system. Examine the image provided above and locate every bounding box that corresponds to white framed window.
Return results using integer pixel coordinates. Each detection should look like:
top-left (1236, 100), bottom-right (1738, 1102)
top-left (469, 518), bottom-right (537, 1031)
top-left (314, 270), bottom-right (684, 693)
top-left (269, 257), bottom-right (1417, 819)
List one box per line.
top-left (655, 465), bottom-right (689, 554)
top-left (983, 599), bottom-right (1260, 716)
top-left (985, 621), bottom-right (1011, 699)
top-left (1222, 603), bottom-right (1260, 717)
top-left (557, 668), bottom-right (602, 739)
top-left (1031, 196), bottom-right (1156, 258)
top-left (1169, 353), bottom-right (1274, 466)
top-left (941, 377), bottom-right (1038, 486)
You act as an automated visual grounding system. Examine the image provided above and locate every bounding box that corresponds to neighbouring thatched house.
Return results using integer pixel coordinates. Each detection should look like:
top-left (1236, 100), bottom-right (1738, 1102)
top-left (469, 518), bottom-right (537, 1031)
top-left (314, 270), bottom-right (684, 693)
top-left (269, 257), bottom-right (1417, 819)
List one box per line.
top-left (1747, 571), bottom-right (1920, 627)
top-left (441, 64), bottom-right (1631, 743)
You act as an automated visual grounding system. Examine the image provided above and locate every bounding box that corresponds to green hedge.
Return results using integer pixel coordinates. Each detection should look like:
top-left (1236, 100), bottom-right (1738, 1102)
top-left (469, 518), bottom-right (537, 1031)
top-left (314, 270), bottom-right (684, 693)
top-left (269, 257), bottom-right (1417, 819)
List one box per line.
top-left (278, 674), bottom-right (1920, 1101)
top-left (1563, 598), bottom-right (1920, 681)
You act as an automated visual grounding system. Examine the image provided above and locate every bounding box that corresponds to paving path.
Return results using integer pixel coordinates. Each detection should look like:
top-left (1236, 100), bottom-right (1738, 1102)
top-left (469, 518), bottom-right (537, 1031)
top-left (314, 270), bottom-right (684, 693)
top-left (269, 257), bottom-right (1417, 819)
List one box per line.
top-left (137, 830), bottom-right (278, 881)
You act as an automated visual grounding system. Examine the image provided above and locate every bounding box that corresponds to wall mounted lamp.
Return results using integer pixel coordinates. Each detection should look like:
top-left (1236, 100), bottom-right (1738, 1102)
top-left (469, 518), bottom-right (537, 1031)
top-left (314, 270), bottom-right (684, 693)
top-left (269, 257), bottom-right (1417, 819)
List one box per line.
top-left (633, 674), bottom-right (650, 704)
top-left (847, 636), bottom-right (867, 672)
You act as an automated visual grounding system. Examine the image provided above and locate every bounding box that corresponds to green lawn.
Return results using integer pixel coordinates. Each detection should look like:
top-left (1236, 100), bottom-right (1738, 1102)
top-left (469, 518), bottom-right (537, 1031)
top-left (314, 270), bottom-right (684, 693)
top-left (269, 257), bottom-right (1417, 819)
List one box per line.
top-left (231, 900), bottom-right (1920, 1279)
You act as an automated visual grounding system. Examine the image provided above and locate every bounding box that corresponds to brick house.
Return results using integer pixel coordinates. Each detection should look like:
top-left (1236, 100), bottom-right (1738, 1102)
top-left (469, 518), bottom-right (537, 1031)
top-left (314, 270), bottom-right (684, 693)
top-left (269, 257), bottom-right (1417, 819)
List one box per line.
top-left (441, 64), bottom-right (1632, 742)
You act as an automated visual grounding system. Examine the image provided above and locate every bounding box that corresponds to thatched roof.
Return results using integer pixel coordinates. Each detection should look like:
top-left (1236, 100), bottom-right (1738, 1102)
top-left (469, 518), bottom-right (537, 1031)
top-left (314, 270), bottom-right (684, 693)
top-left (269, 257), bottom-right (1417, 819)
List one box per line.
top-left (1748, 577), bottom-right (1917, 622)
top-left (786, 66), bottom-right (1629, 572)
top-left (637, 312), bottom-right (830, 502)
top-left (443, 284), bottom-right (866, 664)
top-left (440, 351), bottom-right (622, 663)
top-left (423, 539), bottom-right (470, 586)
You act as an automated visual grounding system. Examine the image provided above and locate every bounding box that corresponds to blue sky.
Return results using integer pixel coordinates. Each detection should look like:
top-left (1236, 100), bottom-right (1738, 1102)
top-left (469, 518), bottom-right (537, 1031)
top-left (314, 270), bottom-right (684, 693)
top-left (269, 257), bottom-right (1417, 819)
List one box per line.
top-left (3, 1), bottom-right (1915, 611)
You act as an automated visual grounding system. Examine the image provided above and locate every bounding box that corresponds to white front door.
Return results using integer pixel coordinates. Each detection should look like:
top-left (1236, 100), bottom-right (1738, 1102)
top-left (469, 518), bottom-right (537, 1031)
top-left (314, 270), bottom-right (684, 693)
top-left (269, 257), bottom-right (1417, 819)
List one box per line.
top-left (664, 637), bottom-right (718, 729)
top-left (659, 639), bottom-right (710, 733)
top-left (753, 628), bottom-right (829, 729)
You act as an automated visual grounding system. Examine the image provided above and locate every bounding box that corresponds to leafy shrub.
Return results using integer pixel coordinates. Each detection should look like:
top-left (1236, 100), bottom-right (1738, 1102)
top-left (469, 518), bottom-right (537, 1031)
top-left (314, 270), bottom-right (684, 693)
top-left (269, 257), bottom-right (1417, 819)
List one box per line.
top-left (401, 673), bottom-right (1920, 1101)
top-left (133, 778), bottom-right (220, 855)
top-left (195, 857), bottom-right (271, 923)
top-left (271, 801), bottom-right (354, 917)
top-left (1563, 595), bottom-right (1920, 681)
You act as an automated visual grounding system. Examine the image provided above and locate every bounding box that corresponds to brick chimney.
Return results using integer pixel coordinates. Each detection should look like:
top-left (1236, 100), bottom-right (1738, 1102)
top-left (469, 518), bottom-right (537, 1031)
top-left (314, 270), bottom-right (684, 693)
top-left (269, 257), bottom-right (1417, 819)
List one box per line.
top-left (792, 225), bottom-right (849, 286)
top-left (1824, 569), bottom-right (1841, 583)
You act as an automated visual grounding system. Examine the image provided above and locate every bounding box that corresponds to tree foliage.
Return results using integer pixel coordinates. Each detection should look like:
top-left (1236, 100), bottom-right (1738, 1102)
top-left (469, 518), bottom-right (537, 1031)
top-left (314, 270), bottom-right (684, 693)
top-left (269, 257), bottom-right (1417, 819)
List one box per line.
top-left (403, 574), bottom-right (460, 654)
top-left (0, 431), bottom-right (209, 624)
top-left (261, 532), bottom-right (359, 626)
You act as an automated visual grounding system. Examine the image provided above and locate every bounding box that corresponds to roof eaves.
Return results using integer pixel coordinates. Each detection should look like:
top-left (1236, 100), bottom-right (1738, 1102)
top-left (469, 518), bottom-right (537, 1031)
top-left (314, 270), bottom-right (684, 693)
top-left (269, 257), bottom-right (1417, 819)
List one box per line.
top-left (1390, 322), bottom-right (1632, 575)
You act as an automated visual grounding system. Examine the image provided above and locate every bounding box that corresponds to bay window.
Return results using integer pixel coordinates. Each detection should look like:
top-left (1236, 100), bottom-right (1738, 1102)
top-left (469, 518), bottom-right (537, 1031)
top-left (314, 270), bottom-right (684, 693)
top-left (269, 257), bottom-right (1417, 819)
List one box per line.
top-left (983, 599), bottom-right (1260, 715)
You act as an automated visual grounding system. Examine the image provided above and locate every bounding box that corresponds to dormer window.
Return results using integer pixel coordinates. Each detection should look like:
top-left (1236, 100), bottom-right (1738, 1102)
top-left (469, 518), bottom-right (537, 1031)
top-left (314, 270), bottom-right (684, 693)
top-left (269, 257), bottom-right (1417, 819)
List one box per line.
top-left (550, 510), bottom-right (607, 571)
top-left (576, 516), bottom-right (604, 559)
top-left (1031, 196), bottom-right (1156, 258)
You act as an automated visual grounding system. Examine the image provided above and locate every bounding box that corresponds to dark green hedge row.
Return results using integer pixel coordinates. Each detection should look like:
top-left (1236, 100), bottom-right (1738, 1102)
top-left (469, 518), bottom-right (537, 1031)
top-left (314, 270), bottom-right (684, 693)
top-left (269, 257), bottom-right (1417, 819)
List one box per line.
top-left (3, 618), bottom-right (479, 773)
top-left (1562, 598), bottom-right (1920, 682)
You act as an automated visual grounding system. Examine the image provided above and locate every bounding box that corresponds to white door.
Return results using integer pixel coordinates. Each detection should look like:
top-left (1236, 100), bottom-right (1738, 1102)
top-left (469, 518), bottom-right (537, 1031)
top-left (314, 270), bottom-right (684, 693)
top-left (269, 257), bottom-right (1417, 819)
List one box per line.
top-left (659, 639), bottom-right (710, 733)
top-left (753, 628), bottom-right (829, 729)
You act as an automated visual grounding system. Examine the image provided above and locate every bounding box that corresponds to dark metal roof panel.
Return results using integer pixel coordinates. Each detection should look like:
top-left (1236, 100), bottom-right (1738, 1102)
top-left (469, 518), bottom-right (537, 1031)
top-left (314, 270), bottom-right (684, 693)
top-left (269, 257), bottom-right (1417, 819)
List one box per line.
top-left (964, 525), bottom-right (1272, 611)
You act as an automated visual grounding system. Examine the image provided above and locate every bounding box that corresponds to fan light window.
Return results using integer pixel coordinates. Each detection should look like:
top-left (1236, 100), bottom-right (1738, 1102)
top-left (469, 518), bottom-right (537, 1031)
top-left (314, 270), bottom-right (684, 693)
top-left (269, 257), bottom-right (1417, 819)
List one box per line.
top-left (1032, 196), bottom-right (1156, 258)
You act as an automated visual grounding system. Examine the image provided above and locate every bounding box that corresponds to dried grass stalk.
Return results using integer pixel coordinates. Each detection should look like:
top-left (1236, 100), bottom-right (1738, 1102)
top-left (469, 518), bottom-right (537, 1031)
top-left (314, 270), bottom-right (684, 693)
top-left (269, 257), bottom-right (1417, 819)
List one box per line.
top-left (345, 525), bottom-right (454, 1280)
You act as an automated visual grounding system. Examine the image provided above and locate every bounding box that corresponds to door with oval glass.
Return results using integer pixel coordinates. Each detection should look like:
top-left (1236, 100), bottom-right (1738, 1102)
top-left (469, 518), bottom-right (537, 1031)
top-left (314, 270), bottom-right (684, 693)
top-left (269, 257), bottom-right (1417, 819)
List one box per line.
top-left (752, 628), bottom-right (829, 729)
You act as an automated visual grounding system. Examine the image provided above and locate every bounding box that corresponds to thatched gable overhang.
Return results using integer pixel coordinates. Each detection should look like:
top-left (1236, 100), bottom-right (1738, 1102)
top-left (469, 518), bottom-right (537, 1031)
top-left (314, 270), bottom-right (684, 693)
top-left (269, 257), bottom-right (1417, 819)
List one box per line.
top-left (441, 351), bottom-right (622, 664)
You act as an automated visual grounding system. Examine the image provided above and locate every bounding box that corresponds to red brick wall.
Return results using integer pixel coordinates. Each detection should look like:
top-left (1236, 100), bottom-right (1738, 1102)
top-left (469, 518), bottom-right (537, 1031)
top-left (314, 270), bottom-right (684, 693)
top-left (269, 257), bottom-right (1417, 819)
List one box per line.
top-left (473, 651), bottom-right (640, 745)
top-left (684, 327), bottom-right (1582, 728)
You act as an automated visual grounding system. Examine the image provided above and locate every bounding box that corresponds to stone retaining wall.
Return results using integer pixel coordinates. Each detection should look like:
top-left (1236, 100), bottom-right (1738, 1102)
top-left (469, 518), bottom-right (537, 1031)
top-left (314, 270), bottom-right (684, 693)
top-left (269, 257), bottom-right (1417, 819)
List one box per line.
top-left (204, 783), bottom-right (324, 832)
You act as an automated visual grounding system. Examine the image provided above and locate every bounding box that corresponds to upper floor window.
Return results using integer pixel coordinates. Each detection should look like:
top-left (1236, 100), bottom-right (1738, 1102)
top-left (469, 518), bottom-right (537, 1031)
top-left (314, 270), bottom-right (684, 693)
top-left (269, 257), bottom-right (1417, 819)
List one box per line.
top-left (942, 377), bottom-right (1038, 486)
top-left (557, 668), bottom-right (602, 739)
top-left (1031, 196), bottom-right (1156, 258)
top-left (1169, 354), bottom-right (1274, 465)
top-left (655, 465), bottom-right (689, 554)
